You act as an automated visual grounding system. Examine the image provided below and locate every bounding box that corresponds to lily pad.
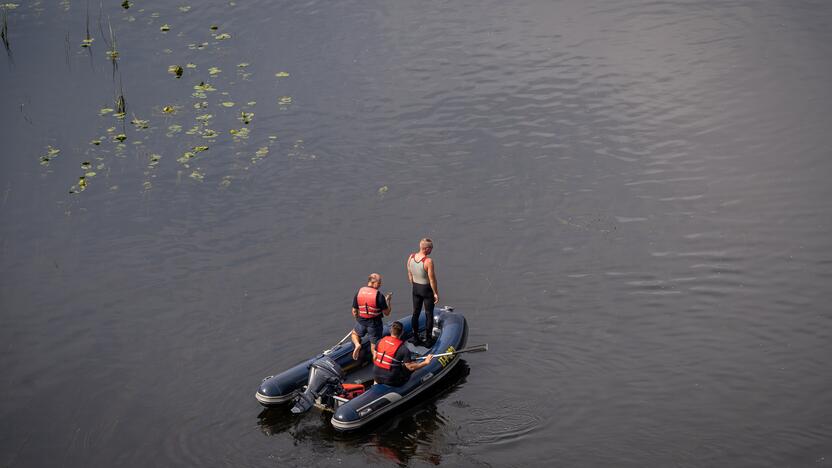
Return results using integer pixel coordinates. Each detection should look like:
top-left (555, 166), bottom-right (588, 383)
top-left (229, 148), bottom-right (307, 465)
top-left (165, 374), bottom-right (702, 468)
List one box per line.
top-left (186, 63), bottom-right (197, 68)
top-left (202, 129), bottom-right (218, 138)
top-left (121, 0), bottom-right (131, 9)
top-left (81, 161), bottom-right (92, 170)
top-left (166, 124), bottom-right (183, 136)
top-left (193, 81), bottom-right (216, 92)
top-left (160, 24), bottom-right (171, 32)
top-left (179, 5), bottom-right (191, 12)
top-left (221, 101), bottom-right (234, 107)
top-left (239, 111), bottom-right (254, 125)
top-left (189, 170), bottom-right (204, 181)
top-left (90, 139), bottom-right (102, 145)
top-left (131, 118), bottom-right (149, 129)
top-left (81, 37), bottom-right (94, 48)
top-left (114, 133), bottom-right (127, 142)
top-left (195, 113), bottom-right (213, 121)
top-left (162, 105), bottom-right (176, 114)
top-left (278, 96), bottom-right (292, 105)
top-left (168, 64), bottom-right (184, 78)
top-left (237, 63), bottom-right (249, 68)
top-left (275, 71), bottom-right (289, 78)
top-left (247, 101), bottom-right (257, 106)
top-left (230, 127), bottom-right (249, 139)
top-left (208, 66), bottom-right (221, 76)
top-left (210, 25), bottom-right (218, 31)
top-left (100, 108), bottom-right (114, 116)
top-left (214, 33), bottom-right (231, 40)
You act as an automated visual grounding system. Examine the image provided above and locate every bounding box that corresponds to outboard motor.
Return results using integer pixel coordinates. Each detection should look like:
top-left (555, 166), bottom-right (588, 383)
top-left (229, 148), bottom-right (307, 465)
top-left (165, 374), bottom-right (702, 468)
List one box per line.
top-left (290, 356), bottom-right (344, 414)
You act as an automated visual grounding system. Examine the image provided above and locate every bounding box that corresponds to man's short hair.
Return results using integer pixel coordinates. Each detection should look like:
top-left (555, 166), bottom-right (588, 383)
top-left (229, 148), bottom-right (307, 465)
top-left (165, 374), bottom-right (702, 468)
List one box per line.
top-left (420, 238), bottom-right (433, 249)
top-left (368, 273), bottom-right (382, 283)
top-left (390, 321), bottom-right (403, 337)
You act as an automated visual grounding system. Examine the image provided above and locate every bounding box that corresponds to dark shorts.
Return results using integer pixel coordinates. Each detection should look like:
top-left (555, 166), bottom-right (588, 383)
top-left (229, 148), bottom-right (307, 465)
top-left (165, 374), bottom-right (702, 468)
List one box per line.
top-left (353, 320), bottom-right (383, 345)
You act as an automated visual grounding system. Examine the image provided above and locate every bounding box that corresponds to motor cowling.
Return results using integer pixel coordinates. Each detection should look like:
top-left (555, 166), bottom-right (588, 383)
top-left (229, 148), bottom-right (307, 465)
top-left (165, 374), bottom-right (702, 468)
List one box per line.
top-left (290, 356), bottom-right (345, 414)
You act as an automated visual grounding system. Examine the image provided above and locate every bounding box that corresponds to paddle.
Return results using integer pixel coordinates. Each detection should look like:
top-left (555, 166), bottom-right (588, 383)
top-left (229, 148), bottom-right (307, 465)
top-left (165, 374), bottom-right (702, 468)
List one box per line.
top-left (414, 343), bottom-right (488, 360)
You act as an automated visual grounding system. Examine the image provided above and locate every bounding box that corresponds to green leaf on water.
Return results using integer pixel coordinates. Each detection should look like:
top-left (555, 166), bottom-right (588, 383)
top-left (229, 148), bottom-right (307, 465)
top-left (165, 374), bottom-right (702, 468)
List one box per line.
top-left (167, 124), bottom-right (183, 137)
top-left (214, 33), bottom-right (231, 40)
top-left (193, 81), bottom-right (216, 92)
top-left (179, 5), bottom-right (191, 12)
top-left (237, 63), bottom-right (249, 68)
top-left (230, 127), bottom-right (249, 139)
top-left (85, 171), bottom-right (97, 177)
top-left (121, 0), bottom-right (131, 9)
top-left (193, 146), bottom-right (209, 152)
top-left (210, 24), bottom-right (218, 31)
top-left (160, 24), bottom-right (171, 32)
top-left (162, 105), bottom-right (176, 114)
top-left (208, 66), bottom-right (221, 76)
top-left (239, 111), bottom-right (254, 125)
top-left (131, 118), bottom-right (149, 129)
top-left (114, 112), bottom-right (126, 120)
top-left (81, 38), bottom-right (94, 48)
top-left (221, 101), bottom-right (234, 107)
top-left (202, 129), bottom-right (218, 138)
top-left (186, 63), bottom-right (197, 69)
top-left (114, 133), bottom-right (127, 142)
top-left (168, 64), bottom-right (184, 78)
top-left (81, 161), bottom-right (92, 170)
top-left (247, 101), bottom-right (257, 106)
top-left (189, 170), bottom-right (204, 181)
top-left (90, 139), bottom-right (102, 145)
top-left (278, 96), bottom-right (292, 105)
top-left (100, 107), bottom-right (114, 116)
top-left (195, 114), bottom-right (213, 121)
top-left (275, 71), bottom-right (289, 78)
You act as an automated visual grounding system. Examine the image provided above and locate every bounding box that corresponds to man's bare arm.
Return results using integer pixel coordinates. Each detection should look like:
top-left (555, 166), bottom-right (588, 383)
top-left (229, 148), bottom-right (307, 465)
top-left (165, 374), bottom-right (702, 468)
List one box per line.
top-left (426, 259), bottom-right (439, 303)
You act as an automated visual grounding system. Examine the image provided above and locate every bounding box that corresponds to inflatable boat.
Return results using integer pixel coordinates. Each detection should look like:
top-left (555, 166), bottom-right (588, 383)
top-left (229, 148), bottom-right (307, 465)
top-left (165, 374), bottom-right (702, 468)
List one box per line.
top-left (255, 306), bottom-right (469, 431)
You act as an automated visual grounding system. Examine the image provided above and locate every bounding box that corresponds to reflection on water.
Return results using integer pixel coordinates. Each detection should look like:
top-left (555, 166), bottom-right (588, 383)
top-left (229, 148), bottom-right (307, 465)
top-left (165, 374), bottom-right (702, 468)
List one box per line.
top-left (257, 361), bottom-right (470, 466)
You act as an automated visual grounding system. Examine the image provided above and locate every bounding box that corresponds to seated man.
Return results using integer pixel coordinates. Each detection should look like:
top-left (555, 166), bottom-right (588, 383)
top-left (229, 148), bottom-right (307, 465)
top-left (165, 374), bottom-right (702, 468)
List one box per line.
top-left (372, 321), bottom-right (433, 387)
top-left (351, 273), bottom-right (392, 360)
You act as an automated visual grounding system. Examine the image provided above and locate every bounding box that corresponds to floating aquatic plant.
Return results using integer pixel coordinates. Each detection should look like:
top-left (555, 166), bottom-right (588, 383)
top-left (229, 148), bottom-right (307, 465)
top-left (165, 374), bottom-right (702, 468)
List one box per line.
top-left (81, 37), bottom-right (94, 47)
top-left (168, 64), bottom-right (183, 78)
top-left (208, 67), bottom-right (221, 76)
top-left (229, 127), bottom-right (249, 139)
top-left (209, 24), bottom-right (218, 31)
top-left (81, 161), bottom-right (92, 170)
top-left (162, 105), bottom-right (176, 114)
top-left (202, 129), bottom-right (218, 138)
top-left (179, 5), bottom-right (191, 12)
top-left (131, 117), bottom-right (149, 129)
top-left (239, 111), bottom-right (253, 125)
top-left (160, 24), bottom-right (170, 32)
top-left (193, 81), bottom-right (216, 92)
top-left (237, 63), bottom-right (249, 68)
top-left (39, 146), bottom-right (60, 165)
top-left (195, 113), bottom-right (213, 122)
top-left (214, 32), bottom-right (231, 40)
top-left (149, 154), bottom-right (161, 167)
top-left (220, 101), bottom-right (234, 107)
top-left (166, 124), bottom-right (182, 136)
top-left (193, 101), bottom-right (208, 109)
top-left (99, 107), bottom-right (114, 116)
top-left (189, 170), bottom-right (204, 181)
top-left (69, 176), bottom-right (87, 194)
top-left (121, 0), bottom-right (131, 9)
top-left (278, 96), bottom-right (292, 105)
top-left (275, 71), bottom-right (289, 78)
top-left (186, 63), bottom-right (197, 69)
top-left (114, 133), bottom-right (127, 142)
top-left (90, 139), bottom-right (102, 145)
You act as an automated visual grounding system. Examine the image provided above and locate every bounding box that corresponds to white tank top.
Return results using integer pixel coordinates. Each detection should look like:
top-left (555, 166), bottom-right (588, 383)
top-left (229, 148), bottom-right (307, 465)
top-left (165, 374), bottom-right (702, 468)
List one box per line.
top-left (408, 254), bottom-right (429, 284)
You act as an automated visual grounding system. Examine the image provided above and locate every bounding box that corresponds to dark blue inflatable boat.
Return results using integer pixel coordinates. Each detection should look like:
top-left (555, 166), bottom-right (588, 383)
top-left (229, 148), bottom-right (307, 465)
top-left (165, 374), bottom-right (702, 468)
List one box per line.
top-left (255, 306), bottom-right (468, 431)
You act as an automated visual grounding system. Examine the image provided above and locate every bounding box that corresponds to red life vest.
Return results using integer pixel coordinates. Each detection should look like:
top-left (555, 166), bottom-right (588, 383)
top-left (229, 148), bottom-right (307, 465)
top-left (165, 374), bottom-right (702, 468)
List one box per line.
top-left (374, 335), bottom-right (404, 370)
top-left (356, 286), bottom-right (382, 319)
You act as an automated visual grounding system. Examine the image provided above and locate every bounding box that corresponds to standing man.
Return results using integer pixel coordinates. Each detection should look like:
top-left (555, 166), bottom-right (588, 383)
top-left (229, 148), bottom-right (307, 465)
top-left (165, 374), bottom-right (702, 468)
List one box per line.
top-left (406, 238), bottom-right (439, 346)
top-left (373, 321), bottom-right (433, 387)
top-left (351, 273), bottom-right (392, 360)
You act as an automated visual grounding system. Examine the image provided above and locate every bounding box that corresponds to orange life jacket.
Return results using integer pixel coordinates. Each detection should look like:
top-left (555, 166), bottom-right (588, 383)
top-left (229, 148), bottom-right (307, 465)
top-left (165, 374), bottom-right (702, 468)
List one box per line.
top-left (356, 286), bottom-right (382, 319)
top-left (373, 335), bottom-right (404, 370)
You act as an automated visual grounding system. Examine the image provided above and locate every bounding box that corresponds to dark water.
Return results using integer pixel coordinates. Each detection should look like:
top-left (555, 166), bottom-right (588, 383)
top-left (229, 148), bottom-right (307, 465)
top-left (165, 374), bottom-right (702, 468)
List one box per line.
top-left (2, 0), bottom-right (831, 466)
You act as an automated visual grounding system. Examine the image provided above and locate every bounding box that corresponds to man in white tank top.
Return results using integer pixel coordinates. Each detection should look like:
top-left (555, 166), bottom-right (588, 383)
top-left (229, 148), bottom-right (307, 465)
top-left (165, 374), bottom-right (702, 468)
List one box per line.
top-left (407, 238), bottom-right (439, 345)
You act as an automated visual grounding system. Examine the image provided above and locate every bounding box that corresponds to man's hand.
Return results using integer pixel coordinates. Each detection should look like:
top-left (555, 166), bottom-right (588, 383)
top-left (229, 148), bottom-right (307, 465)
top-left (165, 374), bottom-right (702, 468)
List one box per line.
top-left (433, 293), bottom-right (439, 304)
top-left (385, 292), bottom-right (393, 304)
top-left (423, 354), bottom-right (434, 364)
